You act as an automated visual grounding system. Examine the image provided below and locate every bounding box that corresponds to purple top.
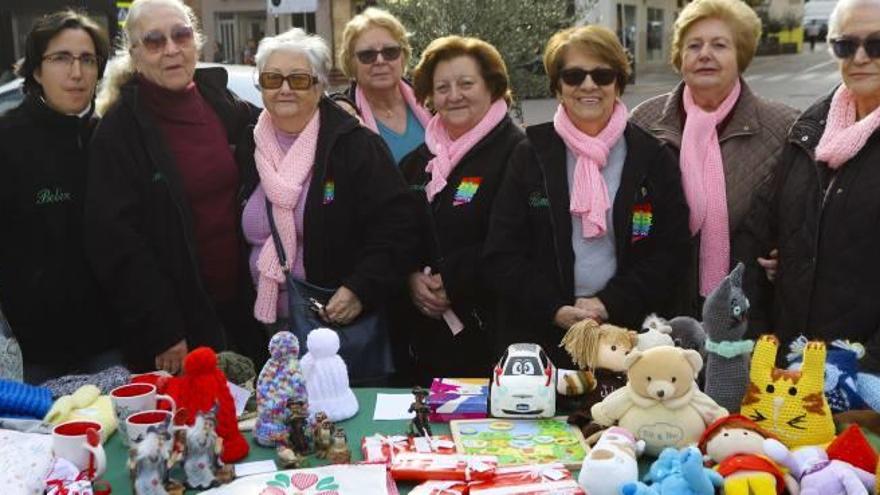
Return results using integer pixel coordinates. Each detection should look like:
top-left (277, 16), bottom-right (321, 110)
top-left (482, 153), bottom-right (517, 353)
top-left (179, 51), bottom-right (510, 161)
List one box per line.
top-left (242, 129), bottom-right (310, 317)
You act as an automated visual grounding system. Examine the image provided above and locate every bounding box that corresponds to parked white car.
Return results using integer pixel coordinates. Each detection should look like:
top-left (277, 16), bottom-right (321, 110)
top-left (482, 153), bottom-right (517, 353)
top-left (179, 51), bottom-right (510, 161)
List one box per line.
top-left (489, 343), bottom-right (557, 418)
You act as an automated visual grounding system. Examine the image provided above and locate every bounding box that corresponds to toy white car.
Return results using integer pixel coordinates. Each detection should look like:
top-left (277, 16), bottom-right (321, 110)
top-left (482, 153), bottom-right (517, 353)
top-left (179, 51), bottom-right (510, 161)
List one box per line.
top-left (489, 343), bottom-right (557, 418)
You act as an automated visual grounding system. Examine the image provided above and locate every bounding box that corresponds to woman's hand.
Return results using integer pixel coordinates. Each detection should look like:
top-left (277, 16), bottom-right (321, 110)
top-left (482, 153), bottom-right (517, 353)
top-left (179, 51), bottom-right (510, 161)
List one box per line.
top-left (575, 297), bottom-right (608, 323)
top-left (757, 248), bottom-right (779, 282)
top-left (554, 305), bottom-right (591, 330)
top-left (155, 339), bottom-right (188, 375)
top-left (408, 271), bottom-right (451, 318)
top-left (322, 286), bottom-right (363, 325)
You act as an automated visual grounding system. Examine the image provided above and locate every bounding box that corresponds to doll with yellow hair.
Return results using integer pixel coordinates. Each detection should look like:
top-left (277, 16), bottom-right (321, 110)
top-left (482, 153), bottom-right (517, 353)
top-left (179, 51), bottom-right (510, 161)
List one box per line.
top-left (560, 319), bottom-right (638, 433)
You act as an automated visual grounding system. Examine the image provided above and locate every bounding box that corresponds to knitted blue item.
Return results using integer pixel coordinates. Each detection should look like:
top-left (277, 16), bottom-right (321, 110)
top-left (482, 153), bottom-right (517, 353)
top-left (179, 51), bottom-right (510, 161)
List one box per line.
top-left (788, 338), bottom-right (869, 412)
top-left (619, 447), bottom-right (723, 495)
top-left (0, 378), bottom-right (53, 419)
top-left (857, 372), bottom-right (880, 412)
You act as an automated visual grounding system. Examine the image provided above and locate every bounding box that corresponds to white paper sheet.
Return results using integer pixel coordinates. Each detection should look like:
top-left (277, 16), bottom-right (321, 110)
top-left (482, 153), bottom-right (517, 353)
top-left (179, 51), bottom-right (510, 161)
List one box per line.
top-left (234, 459), bottom-right (278, 478)
top-left (227, 381), bottom-right (252, 418)
top-left (373, 393), bottom-right (416, 420)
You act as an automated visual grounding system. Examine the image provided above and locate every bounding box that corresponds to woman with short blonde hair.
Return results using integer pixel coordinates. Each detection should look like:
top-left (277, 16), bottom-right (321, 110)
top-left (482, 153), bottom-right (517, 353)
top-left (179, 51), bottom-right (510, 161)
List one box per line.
top-left (631, 0), bottom-right (798, 317)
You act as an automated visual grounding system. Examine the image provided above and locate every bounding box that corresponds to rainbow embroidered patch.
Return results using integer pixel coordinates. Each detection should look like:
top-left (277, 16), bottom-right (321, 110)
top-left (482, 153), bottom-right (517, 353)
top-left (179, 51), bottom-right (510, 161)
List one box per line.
top-left (631, 202), bottom-right (653, 242)
top-left (453, 177), bottom-right (482, 206)
top-left (323, 180), bottom-right (335, 204)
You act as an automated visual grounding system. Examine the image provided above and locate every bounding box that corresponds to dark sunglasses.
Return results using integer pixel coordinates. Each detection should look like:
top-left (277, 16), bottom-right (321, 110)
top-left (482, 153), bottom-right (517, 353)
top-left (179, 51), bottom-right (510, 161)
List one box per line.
top-left (258, 72), bottom-right (319, 90)
top-left (139, 24), bottom-right (194, 53)
top-left (830, 35), bottom-right (880, 59)
top-left (559, 67), bottom-right (618, 87)
top-left (355, 46), bottom-right (402, 64)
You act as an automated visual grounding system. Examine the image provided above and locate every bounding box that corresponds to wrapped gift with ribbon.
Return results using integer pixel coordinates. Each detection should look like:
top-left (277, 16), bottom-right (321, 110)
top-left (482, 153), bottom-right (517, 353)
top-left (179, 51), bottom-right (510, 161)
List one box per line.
top-left (410, 480), bottom-right (469, 495)
top-left (428, 378), bottom-right (489, 423)
top-left (390, 452), bottom-right (497, 482)
top-left (467, 463), bottom-right (585, 495)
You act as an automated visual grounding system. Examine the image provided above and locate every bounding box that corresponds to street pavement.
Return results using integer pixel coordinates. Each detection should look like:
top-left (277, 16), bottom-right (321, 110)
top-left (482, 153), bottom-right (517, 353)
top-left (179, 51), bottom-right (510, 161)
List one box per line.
top-left (518, 42), bottom-right (841, 125)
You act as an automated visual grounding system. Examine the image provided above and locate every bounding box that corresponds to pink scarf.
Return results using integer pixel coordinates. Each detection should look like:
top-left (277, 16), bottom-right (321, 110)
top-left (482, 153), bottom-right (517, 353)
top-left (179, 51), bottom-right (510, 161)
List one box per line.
top-left (424, 99), bottom-right (509, 202)
top-left (681, 79), bottom-right (741, 296)
top-left (355, 82), bottom-right (432, 133)
top-left (252, 108), bottom-right (321, 323)
top-left (553, 100), bottom-right (628, 238)
top-left (816, 85), bottom-right (880, 170)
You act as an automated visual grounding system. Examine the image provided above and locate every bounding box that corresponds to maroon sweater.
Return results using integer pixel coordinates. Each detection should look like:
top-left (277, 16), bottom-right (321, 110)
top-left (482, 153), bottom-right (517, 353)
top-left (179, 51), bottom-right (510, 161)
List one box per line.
top-left (139, 77), bottom-right (240, 302)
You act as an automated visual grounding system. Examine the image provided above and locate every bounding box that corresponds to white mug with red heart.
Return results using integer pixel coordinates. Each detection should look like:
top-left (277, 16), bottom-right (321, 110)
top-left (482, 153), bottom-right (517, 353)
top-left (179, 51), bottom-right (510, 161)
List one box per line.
top-left (110, 382), bottom-right (176, 446)
top-left (51, 420), bottom-right (106, 479)
top-left (125, 409), bottom-right (175, 445)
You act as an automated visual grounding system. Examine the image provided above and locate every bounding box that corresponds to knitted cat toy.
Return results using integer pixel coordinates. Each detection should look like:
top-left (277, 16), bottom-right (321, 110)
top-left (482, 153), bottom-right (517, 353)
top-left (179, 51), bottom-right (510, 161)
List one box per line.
top-left (740, 335), bottom-right (835, 448)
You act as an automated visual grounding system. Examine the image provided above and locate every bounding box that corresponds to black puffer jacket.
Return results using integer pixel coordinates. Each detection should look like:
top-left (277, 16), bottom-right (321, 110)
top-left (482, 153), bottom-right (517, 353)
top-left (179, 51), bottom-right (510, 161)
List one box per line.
top-left (743, 89), bottom-right (880, 371)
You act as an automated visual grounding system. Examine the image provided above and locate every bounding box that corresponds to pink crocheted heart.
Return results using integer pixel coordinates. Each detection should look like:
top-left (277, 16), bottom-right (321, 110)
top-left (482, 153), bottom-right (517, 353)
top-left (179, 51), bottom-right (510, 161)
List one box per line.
top-left (291, 473), bottom-right (318, 490)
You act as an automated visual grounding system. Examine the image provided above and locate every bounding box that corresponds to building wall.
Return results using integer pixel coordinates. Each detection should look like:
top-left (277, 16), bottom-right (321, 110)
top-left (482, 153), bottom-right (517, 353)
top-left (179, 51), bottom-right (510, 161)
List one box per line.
top-left (578, 0), bottom-right (679, 68)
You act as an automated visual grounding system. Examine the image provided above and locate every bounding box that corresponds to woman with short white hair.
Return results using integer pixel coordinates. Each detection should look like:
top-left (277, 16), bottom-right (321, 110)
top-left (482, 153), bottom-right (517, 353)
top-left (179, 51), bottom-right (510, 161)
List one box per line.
top-left (240, 28), bottom-right (417, 383)
top-left (85, 0), bottom-right (263, 377)
top-left (744, 0), bottom-right (880, 370)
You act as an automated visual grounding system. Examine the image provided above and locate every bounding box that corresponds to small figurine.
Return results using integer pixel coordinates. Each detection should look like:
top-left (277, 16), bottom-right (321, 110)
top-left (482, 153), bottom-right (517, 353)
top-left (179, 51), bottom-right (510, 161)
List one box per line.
top-left (182, 406), bottom-right (234, 489)
top-left (286, 398), bottom-right (312, 455)
top-left (313, 412), bottom-right (335, 459)
top-left (327, 427), bottom-right (352, 464)
top-left (408, 400), bottom-right (432, 437)
top-left (129, 421), bottom-right (183, 495)
top-left (412, 385), bottom-right (429, 406)
top-left (276, 445), bottom-right (307, 469)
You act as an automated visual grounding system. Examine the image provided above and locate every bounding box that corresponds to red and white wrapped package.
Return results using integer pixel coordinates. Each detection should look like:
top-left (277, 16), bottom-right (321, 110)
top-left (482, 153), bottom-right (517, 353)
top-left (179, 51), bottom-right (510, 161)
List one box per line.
top-left (467, 463), bottom-right (585, 495)
top-left (362, 434), bottom-right (457, 465)
top-left (410, 480), bottom-right (470, 495)
top-left (390, 452), bottom-right (497, 482)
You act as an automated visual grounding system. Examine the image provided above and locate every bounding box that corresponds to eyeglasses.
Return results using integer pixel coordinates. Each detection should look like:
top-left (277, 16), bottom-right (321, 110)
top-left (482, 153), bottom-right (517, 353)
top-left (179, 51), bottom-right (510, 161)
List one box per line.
top-left (258, 72), bottom-right (319, 90)
top-left (42, 52), bottom-right (100, 70)
top-left (830, 35), bottom-right (880, 59)
top-left (355, 46), bottom-right (402, 64)
top-left (138, 25), bottom-right (195, 53)
top-left (560, 67), bottom-right (618, 87)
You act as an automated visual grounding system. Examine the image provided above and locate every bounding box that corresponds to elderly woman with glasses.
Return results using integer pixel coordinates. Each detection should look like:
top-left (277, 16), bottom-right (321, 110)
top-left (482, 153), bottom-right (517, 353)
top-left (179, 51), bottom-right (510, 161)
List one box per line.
top-left (0, 10), bottom-right (121, 383)
top-left (630, 0), bottom-right (799, 317)
top-left (338, 7), bottom-right (432, 164)
top-left (240, 28), bottom-right (417, 382)
top-left (483, 26), bottom-right (690, 368)
top-left (743, 0), bottom-right (880, 371)
top-left (86, 0), bottom-right (263, 374)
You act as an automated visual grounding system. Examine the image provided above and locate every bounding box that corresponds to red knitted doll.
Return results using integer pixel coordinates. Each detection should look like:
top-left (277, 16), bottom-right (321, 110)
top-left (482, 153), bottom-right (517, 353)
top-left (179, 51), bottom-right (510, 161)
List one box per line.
top-left (164, 347), bottom-right (249, 462)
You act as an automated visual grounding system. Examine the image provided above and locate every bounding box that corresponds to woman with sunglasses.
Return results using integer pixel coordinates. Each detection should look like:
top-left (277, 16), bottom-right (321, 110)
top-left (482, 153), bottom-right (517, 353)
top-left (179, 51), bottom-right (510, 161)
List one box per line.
top-left (742, 0), bottom-right (880, 371)
top-left (86, 0), bottom-right (264, 374)
top-left (630, 0), bottom-right (798, 318)
top-left (483, 25), bottom-right (690, 368)
top-left (241, 29), bottom-right (417, 383)
top-left (338, 8), bottom-right (432, 164)
top-left (394, 36), bottom-right (525, 384)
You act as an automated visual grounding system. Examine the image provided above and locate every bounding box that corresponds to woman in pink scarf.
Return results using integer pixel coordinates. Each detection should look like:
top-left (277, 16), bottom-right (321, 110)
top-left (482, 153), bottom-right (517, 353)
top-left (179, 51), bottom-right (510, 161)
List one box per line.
top-left (338, 8), bottom-right (432, 164)
top-left (483, 26), bottom-right (691, 370)
top-left (631, 0), bottom-right (799, 317)
top-left (395, 36), bottom-right (525, 384)
top-left (741, 0), bottom-right (880, 372)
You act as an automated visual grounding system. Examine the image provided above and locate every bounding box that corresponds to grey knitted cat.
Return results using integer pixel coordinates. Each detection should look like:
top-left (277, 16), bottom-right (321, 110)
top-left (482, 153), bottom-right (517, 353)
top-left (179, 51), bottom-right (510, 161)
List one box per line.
top-left (0, 305), bottom-right (23, 382)
top-left (702, 262), bottom-right (753, 412)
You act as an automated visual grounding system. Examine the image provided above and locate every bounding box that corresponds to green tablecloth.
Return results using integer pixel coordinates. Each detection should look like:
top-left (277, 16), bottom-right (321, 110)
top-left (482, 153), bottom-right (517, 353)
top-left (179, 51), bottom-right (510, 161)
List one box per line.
top-left (102, 388), bottom-right (447, 494)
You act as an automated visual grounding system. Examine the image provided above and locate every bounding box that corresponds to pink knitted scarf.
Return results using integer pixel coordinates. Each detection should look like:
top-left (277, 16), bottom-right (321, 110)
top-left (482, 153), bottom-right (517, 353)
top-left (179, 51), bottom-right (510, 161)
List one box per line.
top-left (252, 108), bottom-right (321, 323)
top-left (424, 99), bottom-right (508, 202)
top-left (553, 100), bottom-right (628, 238)
top-left (816, 84), bottom-right (880, 170)
top-left (355, 82), bottom-right (432, 133)
top-left (681, 79), bottom-right (741, 296)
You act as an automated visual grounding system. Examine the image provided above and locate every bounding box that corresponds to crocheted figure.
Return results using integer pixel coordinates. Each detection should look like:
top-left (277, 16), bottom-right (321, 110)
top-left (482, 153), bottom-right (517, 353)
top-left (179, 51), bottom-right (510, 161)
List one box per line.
top-left (619, 446), bottom-right (724, 495)
top-left (702, 262), bottom-right (753, 413)
top-left (163, 347), bottom-right (249, 463)
top-left (788, 338), bottom-right (871, 413)
top-left (0, 378), bottom-right (52, 419)
top-left (300, 328), bottom-right (358, 422)
top-left (254, 331), bottom-right (307, 447)
top-left (0, 306), bottom-right (23, 382)
top-left (637, 314), bottom-right (707, 355)
top-left (741, 335), bottom-right (834, 448)
top-left (764, 438), bottom-right (876, 495)
top-left (637, 314), bottom-right (675, 350)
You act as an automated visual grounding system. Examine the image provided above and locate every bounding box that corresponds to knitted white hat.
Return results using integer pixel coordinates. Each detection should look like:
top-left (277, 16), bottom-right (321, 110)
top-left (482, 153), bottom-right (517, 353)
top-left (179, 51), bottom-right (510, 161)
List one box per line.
top-left (301, 328), bottom-right (358, 422)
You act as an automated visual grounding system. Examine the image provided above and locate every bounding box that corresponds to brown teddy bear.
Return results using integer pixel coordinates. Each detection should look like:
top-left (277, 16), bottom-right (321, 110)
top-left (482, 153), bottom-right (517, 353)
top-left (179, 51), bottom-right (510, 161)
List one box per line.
top-left (590, 345), bottom-right (727, 456)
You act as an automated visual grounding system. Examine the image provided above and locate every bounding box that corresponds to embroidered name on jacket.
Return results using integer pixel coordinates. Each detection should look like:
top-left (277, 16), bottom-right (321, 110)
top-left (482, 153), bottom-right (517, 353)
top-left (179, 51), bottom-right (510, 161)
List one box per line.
top-left (35, 188), bottom-right (72, 205)
top-left (323, 180), bottom-right (335, 204)
top-left (632, 202), bottom-right (653, 242)
top-left (453, 177), bottom-right (481, 206)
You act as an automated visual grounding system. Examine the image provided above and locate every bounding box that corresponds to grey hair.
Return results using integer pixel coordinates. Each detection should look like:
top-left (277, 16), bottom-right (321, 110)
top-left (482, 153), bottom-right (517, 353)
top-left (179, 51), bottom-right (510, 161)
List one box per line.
top-left (96, 0), bottom-right (203, 114)
top-left (255, 28), bottom-right (332, 87)
top-left (827, 0), bottom-right (880, 39)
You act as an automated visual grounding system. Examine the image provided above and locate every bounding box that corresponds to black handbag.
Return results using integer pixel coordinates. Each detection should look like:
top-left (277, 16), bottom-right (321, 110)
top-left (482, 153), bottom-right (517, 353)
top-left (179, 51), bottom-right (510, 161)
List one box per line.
top-left (264, 198), bottom-right (394, 383)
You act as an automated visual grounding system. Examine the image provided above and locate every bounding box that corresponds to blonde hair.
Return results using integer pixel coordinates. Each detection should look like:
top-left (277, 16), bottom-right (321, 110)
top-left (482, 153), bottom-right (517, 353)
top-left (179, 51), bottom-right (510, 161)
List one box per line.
top-left (96, 0), bottom-right (203, 114)
top-left (338, 7), bottom-right (411, 79)
top-left (560, 319), bottom-right (638, 371)
top-left (543, 25), bottom-right (632, 96)
top-left (670, 0), bottom-right (761, 73)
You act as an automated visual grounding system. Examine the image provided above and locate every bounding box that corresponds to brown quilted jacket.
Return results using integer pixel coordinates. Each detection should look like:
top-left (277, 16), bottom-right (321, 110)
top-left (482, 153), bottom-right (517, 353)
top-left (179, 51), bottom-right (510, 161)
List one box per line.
top-left (630, 80), bottom-right (799, 316)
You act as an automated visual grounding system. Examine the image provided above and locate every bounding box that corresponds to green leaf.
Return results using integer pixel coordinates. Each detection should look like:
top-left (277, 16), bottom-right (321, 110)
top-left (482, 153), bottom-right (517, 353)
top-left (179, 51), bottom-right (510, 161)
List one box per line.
top-left (316, 476), bottom-right (337, 490)
top-left (267, 481), bottom-right (286, 488)
top-left (276, 473), bottom-right (291, 487)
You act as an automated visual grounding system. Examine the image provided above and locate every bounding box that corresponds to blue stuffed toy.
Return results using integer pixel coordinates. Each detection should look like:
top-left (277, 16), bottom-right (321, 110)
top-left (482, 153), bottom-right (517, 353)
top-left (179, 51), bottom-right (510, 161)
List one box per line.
top-left (619, 447), bottom-right (722, 495)
top-left (787, 337), bottom-right (880, 412)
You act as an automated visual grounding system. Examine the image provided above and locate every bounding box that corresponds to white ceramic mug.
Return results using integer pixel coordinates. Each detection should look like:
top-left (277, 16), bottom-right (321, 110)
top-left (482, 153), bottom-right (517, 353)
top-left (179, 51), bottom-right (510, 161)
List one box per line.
top-left (52, 420), bottom-right (106, 479)
top-left (125, 409), bottom-right (174, 445)
top-left (110, 383), bottom-right (176, 446)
